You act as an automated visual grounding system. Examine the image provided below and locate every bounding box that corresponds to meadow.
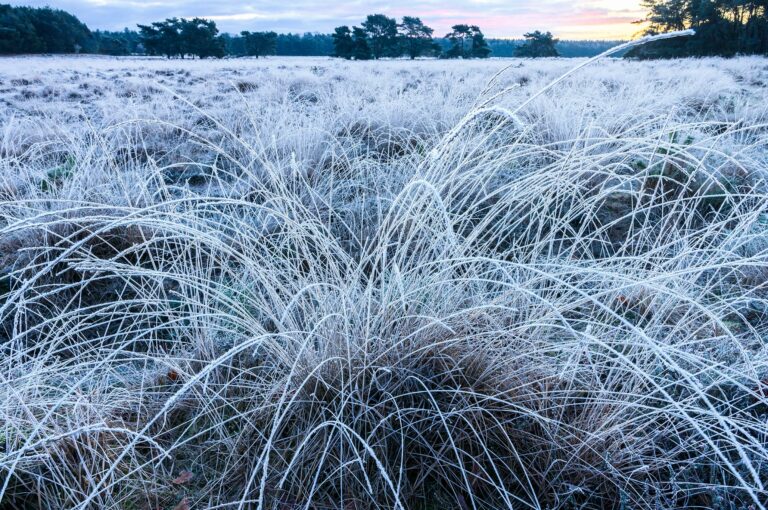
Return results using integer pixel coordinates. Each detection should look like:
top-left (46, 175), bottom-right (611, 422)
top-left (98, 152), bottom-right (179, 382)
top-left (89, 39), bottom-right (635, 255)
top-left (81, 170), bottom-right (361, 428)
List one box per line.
top-left (0, 52), bottom-right (767, 509)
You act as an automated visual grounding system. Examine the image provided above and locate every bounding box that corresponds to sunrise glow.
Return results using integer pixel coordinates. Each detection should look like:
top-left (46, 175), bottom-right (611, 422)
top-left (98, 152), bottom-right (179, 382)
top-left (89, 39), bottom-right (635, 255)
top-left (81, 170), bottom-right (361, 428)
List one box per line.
top-left (16, 0), bottom-right (647, 40)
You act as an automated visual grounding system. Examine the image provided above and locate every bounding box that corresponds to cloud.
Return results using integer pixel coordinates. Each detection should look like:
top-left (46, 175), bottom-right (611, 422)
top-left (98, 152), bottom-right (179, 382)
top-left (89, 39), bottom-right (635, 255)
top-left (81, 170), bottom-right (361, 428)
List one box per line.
top-left (12, 0), bottom-right (645, 39)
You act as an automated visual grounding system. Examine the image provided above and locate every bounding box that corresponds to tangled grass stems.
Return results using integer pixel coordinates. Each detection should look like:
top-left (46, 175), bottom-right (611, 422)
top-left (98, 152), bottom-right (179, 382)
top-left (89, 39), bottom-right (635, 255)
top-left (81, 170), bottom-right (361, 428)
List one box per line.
top-left (0, 35), bottom-right (767, 509)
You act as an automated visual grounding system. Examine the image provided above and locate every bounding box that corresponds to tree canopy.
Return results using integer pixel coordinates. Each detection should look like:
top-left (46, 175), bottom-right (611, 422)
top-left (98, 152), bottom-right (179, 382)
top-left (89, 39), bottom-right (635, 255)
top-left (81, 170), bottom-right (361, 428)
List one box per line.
top-left (91, 29), bottom-right (143, 56)
top-left (182, 18), bottom-right (225, 58)
top-left (332, 16), bottom-right (489, 60)
top-left (361, 14), bottom-right (399, 59)
top-left (138, 17), bottom-right (225, 58)
top-left (240, 31), bottom-right (277, 57)
top-left (444, 24), bottom-right (491, 59)
top-left (331, 26), bottom-right (355, 59)
top-left (330, 25), bottom-right (373, 60)
top-left (628, 0), bottom-right (768, 58)
top-left (0, 4), bottom-right (93, 54)
top-left (514, 30), bottom-right (559, 57)
top-left (352, 26), bottom-right (373, 60)
top-left (399, 16), bottom-right (439, 59)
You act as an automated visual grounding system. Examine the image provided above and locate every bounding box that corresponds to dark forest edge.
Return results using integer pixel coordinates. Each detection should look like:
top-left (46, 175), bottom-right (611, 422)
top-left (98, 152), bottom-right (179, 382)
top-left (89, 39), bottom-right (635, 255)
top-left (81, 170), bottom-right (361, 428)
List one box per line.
top-left (0, 2), bottom-right (766, 59)
top-left (627, 0), bottom-right (768, 58)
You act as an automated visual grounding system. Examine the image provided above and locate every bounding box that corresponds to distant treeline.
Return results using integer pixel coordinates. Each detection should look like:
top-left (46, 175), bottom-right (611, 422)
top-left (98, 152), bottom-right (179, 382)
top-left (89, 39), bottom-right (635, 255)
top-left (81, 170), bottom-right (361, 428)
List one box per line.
top-left (489, 39), bottom-right (626, 58)
top-left (93, 29), bottom-right (619, 59)
top-left (5, 2), bottom-right (764, 59)
top-left (91, 29), bottom-right (335, 57)
top-left (0, 5), bottom-right (619, 60)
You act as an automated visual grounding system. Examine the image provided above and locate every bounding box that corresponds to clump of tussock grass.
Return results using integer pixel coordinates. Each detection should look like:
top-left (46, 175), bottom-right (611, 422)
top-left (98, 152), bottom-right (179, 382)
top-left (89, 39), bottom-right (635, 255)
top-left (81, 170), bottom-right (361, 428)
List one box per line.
top-left (0, 33), bottom-right (767, 509)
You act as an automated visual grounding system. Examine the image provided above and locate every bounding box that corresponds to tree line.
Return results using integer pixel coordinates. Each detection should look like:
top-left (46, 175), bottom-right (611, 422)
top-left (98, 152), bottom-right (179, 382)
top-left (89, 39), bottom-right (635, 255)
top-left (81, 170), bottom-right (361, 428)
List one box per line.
top-left (0, 5), bottom-right (562, 59)
top-left (0, 4), bottom-right (596, 59)
top-left (6, 2), bottom-right (763, 59)
top-left (330, 15), bottom-right (566, 59)
top-left (0, 4), bottom-right (92, 54)
top-left (0, 5), bottom-right (326, 57)
top-left (331, 15), bottom-right (491, 59)
top-left (138, 18), bottom-right (225, 58)
top-left (485, 38), bottom-right (623, 57)
top-left (629, 0), bottom-right (768, 58)
top-left (92, 29), bottom-right (333, 57)
top-left (137, 20), bottom-right (331, 59)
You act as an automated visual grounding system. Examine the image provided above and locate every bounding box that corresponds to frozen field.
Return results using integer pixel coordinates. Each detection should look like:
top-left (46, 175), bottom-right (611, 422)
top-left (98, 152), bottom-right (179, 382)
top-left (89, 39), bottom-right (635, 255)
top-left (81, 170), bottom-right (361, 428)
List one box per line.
top-left (1, 54), bottom-right (768, 509)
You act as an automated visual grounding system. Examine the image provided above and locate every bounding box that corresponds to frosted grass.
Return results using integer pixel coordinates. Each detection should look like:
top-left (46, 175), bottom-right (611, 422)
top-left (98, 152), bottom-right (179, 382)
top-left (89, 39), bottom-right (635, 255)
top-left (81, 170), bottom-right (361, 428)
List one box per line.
top-left (0, 35), bottom-right (767, 509)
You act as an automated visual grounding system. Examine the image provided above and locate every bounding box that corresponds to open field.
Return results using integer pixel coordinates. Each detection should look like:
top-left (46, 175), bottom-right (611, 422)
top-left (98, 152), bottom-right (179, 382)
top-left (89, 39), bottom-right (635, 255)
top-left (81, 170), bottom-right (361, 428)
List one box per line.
top-left (1, 54), bottom-right (768, 509)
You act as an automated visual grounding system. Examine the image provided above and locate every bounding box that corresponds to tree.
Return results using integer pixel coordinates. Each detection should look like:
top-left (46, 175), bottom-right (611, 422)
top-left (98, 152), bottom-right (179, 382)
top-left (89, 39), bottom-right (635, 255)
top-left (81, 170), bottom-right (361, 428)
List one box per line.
top-left (93, 31), bottom-right (129, 55)
top-left (181, 18), bottom-right (224, 58)
top-left (398, 16), bottom-right (440, 60)
top-left (445, 24), bottom-right (470, 58)
top-left (627, 0), bottom-right (768, 58)
top-left (138, 18), bottom-right (225, 59)
top-left (352, 26), bottom-right (372, 60)
top-left (138, 18), bottom-right (183, 58)
top-left (25, 6), bottom-right (94, 53)
top-left (155, 17), bottom-right (184, 57)
top-left (0, 5), bottom-right (44, 53)
top-left (398, 16), bottom-right (438, 59)
top-left (93, 29), bottom-right (143, 55)
top-left (136, 24), bottom-right (161, 56)
top-left (641, 0), bottom-right (689, 32)
top-left (220, 32), bottom-right (245, 56)
top-left (361, 14), bottom-right (399, 58)
top-left (445, 24), bottom-right (490, 58)
top-left (240, 31), bottom-right (277, 57)
top-left (332, 25), bottom-right (355, 59)
top-left (0, 5), bottom-right (93, 54)
top-left (470, 26), bottom-right (491, 58)
top-left (514, 31), bottom-right (559, 57)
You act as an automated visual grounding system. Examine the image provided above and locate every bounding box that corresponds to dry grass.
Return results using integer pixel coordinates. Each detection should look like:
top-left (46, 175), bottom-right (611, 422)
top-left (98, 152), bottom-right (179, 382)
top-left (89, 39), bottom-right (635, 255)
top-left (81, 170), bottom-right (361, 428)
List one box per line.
top-left (0, 39), bottom-right (767, 509)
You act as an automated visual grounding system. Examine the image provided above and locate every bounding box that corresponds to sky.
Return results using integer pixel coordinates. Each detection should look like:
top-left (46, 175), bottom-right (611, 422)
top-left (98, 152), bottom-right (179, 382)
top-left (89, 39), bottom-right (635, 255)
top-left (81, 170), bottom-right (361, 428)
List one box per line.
top-left (16, 1), bottom-right (648, 40)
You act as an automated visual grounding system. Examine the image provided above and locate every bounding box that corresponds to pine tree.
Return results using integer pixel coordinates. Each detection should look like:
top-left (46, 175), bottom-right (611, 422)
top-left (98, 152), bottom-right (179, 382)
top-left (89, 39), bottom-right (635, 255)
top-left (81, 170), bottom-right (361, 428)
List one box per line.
top-left (352, 26), bottom-right (372, 60)
top-left (470, 26), bottom-right (491, 58)
top-left (240, 31), bottom-right (277, 58)
top-left (628, 0), bottom-right (768, 58)
top-left (332, 26), bottom-right (355, 59)
top-left (514, 31), bottom-right (559, 58)
top-left (398, 16), bottom-right (438, 59)
top-left (361, 14), bottom-right (399, 58)
top-left (445, 25), bottom-right (491, 58)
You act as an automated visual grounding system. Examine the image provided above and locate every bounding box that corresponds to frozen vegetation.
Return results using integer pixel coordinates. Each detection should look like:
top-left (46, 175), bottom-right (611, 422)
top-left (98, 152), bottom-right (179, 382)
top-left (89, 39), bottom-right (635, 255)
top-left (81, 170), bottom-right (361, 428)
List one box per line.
top-left (0, 53), bottom-right (767, 509)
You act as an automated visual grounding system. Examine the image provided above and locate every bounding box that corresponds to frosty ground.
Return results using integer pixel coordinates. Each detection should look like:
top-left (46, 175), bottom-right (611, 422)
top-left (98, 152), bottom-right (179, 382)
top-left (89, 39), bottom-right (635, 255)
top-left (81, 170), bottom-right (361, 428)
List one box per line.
top-left (0, 55), bottom-right (767, 509)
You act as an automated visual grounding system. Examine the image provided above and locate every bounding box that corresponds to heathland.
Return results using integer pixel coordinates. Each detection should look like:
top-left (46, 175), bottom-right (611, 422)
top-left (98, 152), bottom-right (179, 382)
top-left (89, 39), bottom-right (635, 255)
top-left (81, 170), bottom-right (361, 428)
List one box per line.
top-left (0, 54), bottom-right (767, 509)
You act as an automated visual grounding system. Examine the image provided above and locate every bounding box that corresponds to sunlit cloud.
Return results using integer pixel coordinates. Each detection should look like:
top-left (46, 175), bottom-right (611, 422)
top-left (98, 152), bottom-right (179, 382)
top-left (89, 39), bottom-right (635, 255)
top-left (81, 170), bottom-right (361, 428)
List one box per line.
top-left (13, 1), bottom-right (646, 39)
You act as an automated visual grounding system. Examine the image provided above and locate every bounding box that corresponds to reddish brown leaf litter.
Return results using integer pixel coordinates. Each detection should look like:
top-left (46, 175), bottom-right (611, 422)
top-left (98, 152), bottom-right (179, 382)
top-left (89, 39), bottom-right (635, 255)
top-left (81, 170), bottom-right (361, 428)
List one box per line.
top-left (171, 471), bottom-right (194, 485)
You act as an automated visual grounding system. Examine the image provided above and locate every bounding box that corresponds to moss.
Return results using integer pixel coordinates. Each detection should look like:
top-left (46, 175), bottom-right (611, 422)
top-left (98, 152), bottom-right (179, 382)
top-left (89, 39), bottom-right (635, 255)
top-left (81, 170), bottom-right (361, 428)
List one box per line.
top-left (40, 154), bottom-right (76, 193)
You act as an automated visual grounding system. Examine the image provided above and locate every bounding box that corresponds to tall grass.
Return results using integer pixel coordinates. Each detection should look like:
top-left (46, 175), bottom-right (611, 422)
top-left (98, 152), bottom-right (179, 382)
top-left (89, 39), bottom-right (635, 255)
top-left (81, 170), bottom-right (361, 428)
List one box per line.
top-left (0, 38), bottom-right (767, 509)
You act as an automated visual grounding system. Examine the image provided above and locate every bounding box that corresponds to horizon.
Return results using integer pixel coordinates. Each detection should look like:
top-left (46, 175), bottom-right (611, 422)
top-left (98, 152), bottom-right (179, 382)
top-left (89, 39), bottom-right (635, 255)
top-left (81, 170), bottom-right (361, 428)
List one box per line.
top-left (12, 1), bottom-right (647, 40)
